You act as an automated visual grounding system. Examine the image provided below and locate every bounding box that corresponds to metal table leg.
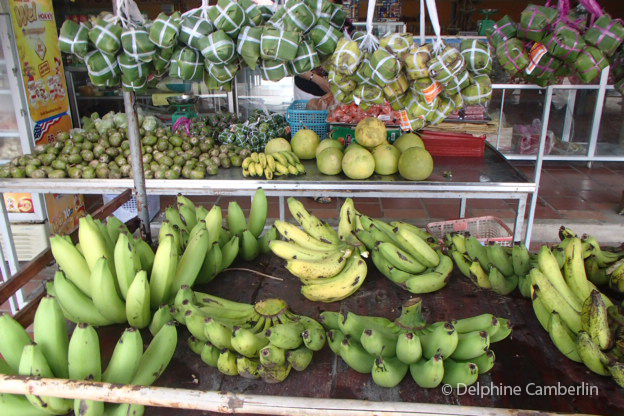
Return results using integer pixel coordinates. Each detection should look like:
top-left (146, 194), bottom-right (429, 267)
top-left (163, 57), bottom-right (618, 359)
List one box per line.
top-left (514, 194), bottom-right (528, 243)
top-left (0, 192), bottom-right (24, 313)
top-left (459, 198), bottom-right (467, 218)
top-left (279, 196), bottom-right (285, 221)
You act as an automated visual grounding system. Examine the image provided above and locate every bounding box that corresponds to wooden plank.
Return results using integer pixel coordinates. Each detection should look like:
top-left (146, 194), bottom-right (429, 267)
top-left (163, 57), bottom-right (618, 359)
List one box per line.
top-left (0, 189), bottom-right (133, 306)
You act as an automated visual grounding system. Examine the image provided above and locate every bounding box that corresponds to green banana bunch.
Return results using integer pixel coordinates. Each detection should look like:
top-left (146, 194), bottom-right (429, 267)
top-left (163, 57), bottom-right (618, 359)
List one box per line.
top-left (287, 197), bottom-right (340, 244)
top-left (125, 271), bottom-right (151, 329)
top-left (0, 312), bottom-right (35, 372)
top-left (68, 323), bottom-right (103, 416)
top-left (102, 328), bottom-right (143, 384)
top-left (242, 151), bottom-right (305, 179)
top-left (33, 296), bottom-right (69, 378)
top-left (90, 257), bottom-right (127, 324)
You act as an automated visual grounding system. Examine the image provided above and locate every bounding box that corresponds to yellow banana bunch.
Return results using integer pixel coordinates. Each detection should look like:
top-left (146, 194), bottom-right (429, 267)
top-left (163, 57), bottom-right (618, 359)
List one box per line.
top-left (242, 151), bottom-right (305, 179)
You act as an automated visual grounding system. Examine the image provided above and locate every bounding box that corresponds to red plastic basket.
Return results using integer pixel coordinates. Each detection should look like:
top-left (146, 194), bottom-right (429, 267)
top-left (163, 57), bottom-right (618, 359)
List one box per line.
top-left (426, 216), bottom-right (513, 247)
top-left (420, 130), bottom-right (486, 157)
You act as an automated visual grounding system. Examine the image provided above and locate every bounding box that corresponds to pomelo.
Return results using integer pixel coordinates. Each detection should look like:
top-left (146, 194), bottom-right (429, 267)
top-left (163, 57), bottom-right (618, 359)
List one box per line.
top-left (372, 143), bottom-right (400, 175)
top-left (342, 147), bottom-right (375, 180)
top-left (315, 138), bottom-right (344, 157)
top-left (393, 132), bottom-right (424, 153)
top-left (344, 142), bottom-right (365, 154)
top-left (398, 147), bottom-right (434, 181)
top-left (265, 137), bottom-right (291, 154)
top-left (316, 147), bottom-right (343, 175)
top-left (291, 129), bottom-right (320, 160)
top-left (355, 117), bottom-right (387, 148)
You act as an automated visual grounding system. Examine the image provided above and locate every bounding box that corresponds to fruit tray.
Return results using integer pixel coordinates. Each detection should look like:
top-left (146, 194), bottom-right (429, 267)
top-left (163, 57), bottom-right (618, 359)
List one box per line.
top-left (426, 216), bottom-right (514, 247)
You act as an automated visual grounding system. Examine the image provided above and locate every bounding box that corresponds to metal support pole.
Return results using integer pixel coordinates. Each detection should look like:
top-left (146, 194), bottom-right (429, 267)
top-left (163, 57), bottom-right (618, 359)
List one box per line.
top-left (459, 198), bottom-right (466, 218)
top-left (279, 196), bottom-right (285, 221)
top-left (525, 86), bottom-right (554, 247)
top-left (496, 89), bottom-right (506, 150)
top-left (514, 194), bottom-right (528, 243)
top-left (420, 0), bottom-right (425, 44)
top-left (561, 89), bottom-right (576, 143)
top-left (123, 91), bottom-right (151, 241)
top-left (586, 66), bottom-right (609, 160)
top-left (0, 192), bottom-right (24, 313)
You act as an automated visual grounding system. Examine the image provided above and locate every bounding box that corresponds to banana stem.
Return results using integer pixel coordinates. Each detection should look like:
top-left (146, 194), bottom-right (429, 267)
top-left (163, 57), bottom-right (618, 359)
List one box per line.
top-left (223, 268), bottom-right (283, 281)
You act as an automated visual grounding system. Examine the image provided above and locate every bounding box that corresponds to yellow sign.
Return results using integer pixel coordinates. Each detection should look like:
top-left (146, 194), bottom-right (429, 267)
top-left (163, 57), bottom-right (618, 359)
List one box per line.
top-left (9, 0), bottom-right (69, 122)
top-left (45, 193), bottom-right (86, 234)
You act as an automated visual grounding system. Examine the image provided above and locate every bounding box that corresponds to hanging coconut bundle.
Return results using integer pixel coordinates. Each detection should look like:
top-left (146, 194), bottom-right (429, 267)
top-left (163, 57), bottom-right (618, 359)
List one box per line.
top-left (240, 0), bottom-right (264, 26)
top-left (411, 77), bottom-right (443, 104)
top-left (517, 5), bottom-right (559, 42)
top-left (85, 49), bottom-right (120, 86)
top-left (496, 38), bottom-right (529, 74)
top-left (149, 12), bottom-right (181, 48)
top-left (259, 6), bottom-right (274, 23)
top-left (291, 40), bottom-right (321, 75)
top-left (525, 47), bottom-right (562, 87)
top-left (179, 15), bottom-right (214, 50)
top-left (380, 33), bottom-right (414, 56)
top-left (121, 75), bottom-right (147, 93)
top-left (59, 20), bottom-right (90, 58)
top-left (332, 38), bottom-right (362, 75)
top-left (351, 57), bottom-right (377, 87)
top-left (260, 27), bottom-right (301, 61)
top-left (327, 3), bottom-right (346, 29)
top-left (428, 47), bottom-right (466, 86)
top-left (369, 48), bottom-right (401, 87)
top-left (209, 0), bottom-right (248, 38)
top-left (309, 19), bottom-right (341, 56)
top-left (443, 70), bottom-right (470, 96)
top-left (543, 23), bottom-right (585, 63)
top-left (236, 25), bottom-right (263, 69)
top-left (169, 46), bottom-right (204, 81)
top-left (198, 30), bottom-right (236, 64)
top-left (402, 44), bottom-right (433, 79)
top-left (117, 52), bottom-right (150, 82)
top-left (283, 0), bottom-right (317, 33)
top-left (460, 39), bottom-right (492, 74)
top-left (351, 31), bottom-right (367, 47)
top-left (461, 74), bottom-right (492, 106)
top-left (89, 17), bottom-right (123, 55)
top-left (333, 88), bottom-right (354, 105)
top-left (206, 60), bottom-right (240, 82)
top-left (429, 95), bottom-right (456, 125)
top-left (487, 15), bottom-right (517, 48)
top-left (584, 14), bottom-right (624, 57)
top-left (353, 84), bottom-right (385, 109)
top-left (152, 46), bottom-right (174, 75)
top-left (574, 46), bottom-right (608, 83)
top-left (261, 59), bottom-right (291, 81)
top-left (382, 73), bottom-right (409, 102)
top-left (121, 27), bottom-right (156, 62)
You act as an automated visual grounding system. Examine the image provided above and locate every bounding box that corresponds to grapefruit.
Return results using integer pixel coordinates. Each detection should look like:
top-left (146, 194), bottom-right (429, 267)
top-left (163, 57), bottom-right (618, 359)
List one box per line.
top-left (398, 147), bottom-right (434, 181)
top-left (291, 129), bottom-right (320, 160)
top-left (355, 117), bottom-right (387, 148)
top-left (265, 137), bottom-right (291, 154)
top-left (342, 147), bottom-right (375, 179)
top-left (315, 138), bottom-right (343, 157)
top-left (316, 147), bottom-right (343, 175)
top-left (344, 142), bottom-right (365, 154)
top-left (393, 132), bottom-right (424, 153)
top-left (372, 144), bottom-right (400, 175)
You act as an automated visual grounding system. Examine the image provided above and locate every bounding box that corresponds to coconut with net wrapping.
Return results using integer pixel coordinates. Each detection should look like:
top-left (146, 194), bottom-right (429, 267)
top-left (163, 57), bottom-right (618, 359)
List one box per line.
top-left (260, 27), bottom-right (301, 61)
top-left (460, 39), bottom-right (492, 74)
top-left (403, 44), bottom-right (433, 79)
top-left (236, 25), bottom-right (262, 69)
top-left (89, 17), bottom-right (123, 55)
top-left (149, 12), bottom-right (181, 48)
top-left (59, 20), bottom-right (90, 58)
top-left (332, 37), bottom-right (362, 75)
top-left (209, 0), bottom-right (248, 38)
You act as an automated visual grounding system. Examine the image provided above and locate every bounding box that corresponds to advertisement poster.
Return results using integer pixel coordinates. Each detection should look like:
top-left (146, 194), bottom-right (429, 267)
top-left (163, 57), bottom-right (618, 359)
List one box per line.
top-left (45, 193), bottom-right (86, 234)
top-left (9, 0), bottom-right (69, 123)
top-left (33, 112), bottom-right (72, 145)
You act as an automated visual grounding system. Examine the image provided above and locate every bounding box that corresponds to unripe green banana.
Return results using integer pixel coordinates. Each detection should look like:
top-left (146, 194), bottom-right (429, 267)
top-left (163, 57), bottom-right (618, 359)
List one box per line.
top-left (450, 249), bottom-right (472, 278)
top-left (231, 326), bottom-right (269, 357)
top-left (576, 331), bottom-right (610, 376)
top-left (0, 312), bottom-right (32, 372)
top-left (68, 323), bottom-right (102, 416)
top-left (177, 194), bottom-right (196, 211)
top-left (376, 241), bottom-right (427, 274)
top-left (165, 206), bottom-right (187, 232)
top-left (217, 349), bottom-right (239, 376)
top-left (530, 269), bottom-right (582, 333)
top-left (131, 322), bottom-right (178, 385)
top-left (360, 328), bottom-right (398, 357)
top-left (393, 227), bottom-right (439, 268)
top-left (184, 308), bottom-right (209, 342)
top-left (302, 327), bottom-right (326, 352)
top-left (338, 335), bottom-right (374, 374)
top-left (327, 329), bottom-right (345, 354)
top-left (52, 271), bottom-right (112, 326)
top-left (486, 243), bottom-right (514, 277)
top-left (196, 242), bottom-right (222, 284)
top-left (204, 318), bottom-right (233, 350)
top-left (172, 227), bottom-right (210, 292)
top-left (531, 292), bottom-right (551, 332)
top-left (548, 312), bottom-right (582, 363)
top-left (395, 332), bottom-right (422, 365)
top-left (33, 296), bottom-right (69, 379)
top-left (237, 355), bottom-right (260, 379)
top-left (125, 271), bottom-right (151, 329)
top-left (49, 235), bottom-right (92, 296)
top-left (195, 206), bottom-right (209, 223)
top-left (187, 336), bottom-right (206, 355)
top-left (90, 257), bottom-right (127, 324)
top-left (240, 229), bottom-right (260, 261)
top-left (488, 266), bottom-right (518, 296)
top-left (581, 289), bottom-right (613, 350)
top-left (517, 273), bottom-right (532, 298)
top-left (178, 204), bottom-right (198, 231)
top-left (608, 361), bottom-right (624, 388)
top-left (258, 226), bottom-right (279, 254)
top-left (512, 242), bottom-right (531, 277)
top-left (0, 357), bottom-right (15, 375)
top-left (220, 236), bottom-right (240, 270)
top-left (94, 217), bottom-right (115, 260)
top-left (372, 355), bottom-right (408, 388)
top-left (204, 205), bottom-right (223, 247)
top-left (287, 346), bottom-right (314, 371)
top-left (469, 349), bottom-right (496, 374)
top-left (453, 313), bottom-right (499, 336)
top-left (0, 393), bottom-right (52, 416)
top-left (149, 304), bottom-right (174, 336)
top-left (465, 236), bottom-right (490, 267)
top-left (200, 342), bottom-right (220, 367)
top-left (371, 248), bottom-right (413, 285)
top-left (114, 233), bottom-right (141, 300)
top-left (18, 343), bottom-right (73, 415)
top-left (248, 188), bottom-right (268, 238)
top-left (226, 201), bottom-right (247, 237)
top-left (338, 312), bottom-right (399, 341)
top-left (319, 311), bottom-right (342, 331)
top-left (275, 220), bottom-right (338, 251)
top-left (149, 234), bottom-right (179, 309)
top-left (450, 330), bottom-right (490, 360)
top-left (489, 318), bottom-right (513, 343)
top-left (266, 322), bottom-right (304, 350)
top-left (258, 362), bottom-right (292, 383)
top-left (404, 252), bottom-right (453, 294)
top-left (259, 344), bottom-right (287, 367)
top-left (409, 354), bottom-right (444, 388)
top-left (103, 327), bottom-right (143, 384)
top-left (442, 359), bottom-right (479, 388)
top-left (134, 238), bottom-right (155, 272)
top-left (419, 321), bottom-right (459, 359)
top-left (79, 215), bottom-right (114, 274)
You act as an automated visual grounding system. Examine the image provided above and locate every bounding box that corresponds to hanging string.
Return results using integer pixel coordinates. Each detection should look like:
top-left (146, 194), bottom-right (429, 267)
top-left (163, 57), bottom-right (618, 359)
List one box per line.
top-left (360, 0), bottom-right (379, 53)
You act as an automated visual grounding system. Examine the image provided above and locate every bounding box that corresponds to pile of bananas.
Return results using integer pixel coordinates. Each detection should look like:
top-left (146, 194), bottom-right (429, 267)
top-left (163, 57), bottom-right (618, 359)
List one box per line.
top-left (355, 215), bottom-right (453, 294)
top-left (320, 299), bottom-right (512, 388)
top-left (527, 234), bottom-right (624, 387)
top-left (447, 233), bottom-right (531, 296)
top-left (241, 151), bottom-right (305, 179)
top-left (269, 198), bottom-right (367, 302)
top-left (172, 287), bottom-right (325, 383)
top-left (0, 296), bottom-right (177, 416)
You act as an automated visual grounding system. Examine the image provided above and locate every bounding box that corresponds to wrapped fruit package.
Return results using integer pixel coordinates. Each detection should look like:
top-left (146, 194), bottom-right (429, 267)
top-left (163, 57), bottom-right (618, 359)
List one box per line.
top-left (59, 20), bottom-right (90, 58)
